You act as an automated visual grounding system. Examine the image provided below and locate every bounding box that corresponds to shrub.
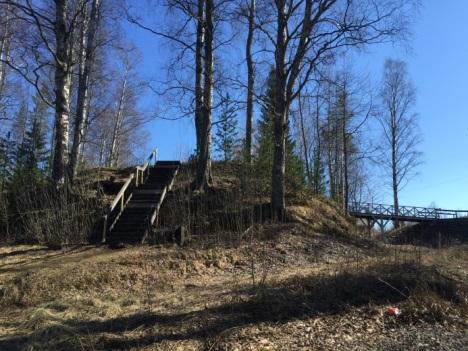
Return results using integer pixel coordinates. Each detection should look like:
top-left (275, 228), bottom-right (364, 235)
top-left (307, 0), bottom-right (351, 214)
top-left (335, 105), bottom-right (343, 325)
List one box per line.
top-left (8, 178), bottom-right (103, 248)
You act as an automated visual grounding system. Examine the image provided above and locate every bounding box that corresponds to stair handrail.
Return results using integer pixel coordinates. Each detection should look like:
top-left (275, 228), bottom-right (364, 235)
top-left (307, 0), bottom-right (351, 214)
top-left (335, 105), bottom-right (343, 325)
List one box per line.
top-left (141, 161), bottom-right (180, 243)
top-left (102, 148), bottom-right (158, 242)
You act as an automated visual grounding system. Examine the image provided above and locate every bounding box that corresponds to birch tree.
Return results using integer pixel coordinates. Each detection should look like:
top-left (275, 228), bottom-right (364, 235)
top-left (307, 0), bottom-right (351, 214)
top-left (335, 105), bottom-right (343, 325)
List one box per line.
top-left (0, 3), bottom-right (12, 105)
top-left (0, 0), bottom-right (86, 185)
top-left (377, 58), bottom-right (422, 227)
top-left (127, 0), bottom-right (225, 190)
top-left (69, 0), bottom-right (102, 180)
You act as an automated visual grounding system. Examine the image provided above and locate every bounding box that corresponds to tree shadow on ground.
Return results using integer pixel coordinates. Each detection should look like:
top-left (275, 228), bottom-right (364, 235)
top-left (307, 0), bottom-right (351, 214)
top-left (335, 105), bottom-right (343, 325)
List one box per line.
top-left (0, 263), bottom-right (461, 351)
top-left (0, 246), bottom-right (96, 273)
top-left (0, 247), bottom-right (50, 260)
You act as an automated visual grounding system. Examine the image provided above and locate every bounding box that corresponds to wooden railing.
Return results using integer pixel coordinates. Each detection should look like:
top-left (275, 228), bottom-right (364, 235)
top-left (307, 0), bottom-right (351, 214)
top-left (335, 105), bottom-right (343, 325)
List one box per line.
top-left (349, 202), bottom-right (468, 221)
top-left (140, 161), bottom-right (180, 243)
top-left (101, 149), bottom-right (158, 242)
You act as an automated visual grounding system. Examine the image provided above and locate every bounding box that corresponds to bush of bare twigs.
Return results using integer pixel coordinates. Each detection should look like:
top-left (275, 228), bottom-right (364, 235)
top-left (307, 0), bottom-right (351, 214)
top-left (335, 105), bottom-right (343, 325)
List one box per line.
top-left (156, 163), bottom-right (281, 247)
top-left (0, 191), bottom-right (10, 243)
top-left (6, 178), bottom-right (103, 248)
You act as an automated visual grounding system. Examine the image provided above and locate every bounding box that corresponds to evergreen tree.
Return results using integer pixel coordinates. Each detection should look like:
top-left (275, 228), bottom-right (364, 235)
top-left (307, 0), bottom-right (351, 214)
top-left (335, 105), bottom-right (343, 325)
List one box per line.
top-left (10, 101), bottom-right (29, 147)
top-left (0, 132), bottom-right (15, 191)
top-left (214, 94), bottom-right (239, 162)
top-left (13, 92), bottom-right (49, 183)
top-left (255, 70), bottom-right (305, 192)
top-left (311, 146), bottom-right (326, 195)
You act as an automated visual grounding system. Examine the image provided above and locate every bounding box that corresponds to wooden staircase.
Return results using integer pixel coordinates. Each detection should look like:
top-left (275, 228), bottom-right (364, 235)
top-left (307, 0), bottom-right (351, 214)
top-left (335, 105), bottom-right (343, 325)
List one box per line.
top-left (102, 152), bottom-right (180, 245)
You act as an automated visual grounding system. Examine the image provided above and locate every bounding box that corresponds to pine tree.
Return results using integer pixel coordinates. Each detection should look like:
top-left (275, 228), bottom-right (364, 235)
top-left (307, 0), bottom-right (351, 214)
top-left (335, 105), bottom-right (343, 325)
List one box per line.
top-left (13, 92), bottom-right (49, 183)
top-left (214, 94), bottom-right (239, 162)
top-left (255, 70), bottom-right (305, 192)
top-left (11, 101), bottom-right (29, 146)
top-left (311, 146), bottom-right (326, 195)
top-left (0, 132), bottom-right (15, 191)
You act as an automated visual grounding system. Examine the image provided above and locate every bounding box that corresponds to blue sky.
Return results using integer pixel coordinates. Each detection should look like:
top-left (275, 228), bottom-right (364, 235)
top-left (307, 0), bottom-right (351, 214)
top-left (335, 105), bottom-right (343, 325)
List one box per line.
top-left (368, 0), bottom-right (468, 210)
top-left (126, 0), bottom-right (468, 210)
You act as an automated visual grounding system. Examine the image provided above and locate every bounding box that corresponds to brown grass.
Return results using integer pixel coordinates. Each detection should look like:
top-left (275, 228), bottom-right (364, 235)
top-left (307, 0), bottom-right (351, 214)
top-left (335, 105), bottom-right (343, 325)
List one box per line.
top-left (0, 226), bottom-right (466, 350)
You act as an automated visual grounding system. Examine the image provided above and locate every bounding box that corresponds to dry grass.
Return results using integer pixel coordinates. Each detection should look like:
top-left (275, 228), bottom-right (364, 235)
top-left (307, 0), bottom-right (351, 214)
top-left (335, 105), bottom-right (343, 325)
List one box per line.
top-left (287, 197), bottom-right (358, 238)
top-left (0, 222), bottom-right (466, 350)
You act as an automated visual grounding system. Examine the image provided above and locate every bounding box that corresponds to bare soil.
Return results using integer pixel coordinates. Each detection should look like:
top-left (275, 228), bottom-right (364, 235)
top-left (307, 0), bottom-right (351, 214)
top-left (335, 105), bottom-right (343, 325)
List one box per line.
top-left (0, 221), bottom-right (466, 351)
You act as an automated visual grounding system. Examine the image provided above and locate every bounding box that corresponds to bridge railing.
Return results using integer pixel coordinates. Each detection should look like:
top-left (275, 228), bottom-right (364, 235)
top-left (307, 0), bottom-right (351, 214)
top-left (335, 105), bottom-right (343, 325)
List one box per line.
top-left (348, 202), bottom-right (468, 220)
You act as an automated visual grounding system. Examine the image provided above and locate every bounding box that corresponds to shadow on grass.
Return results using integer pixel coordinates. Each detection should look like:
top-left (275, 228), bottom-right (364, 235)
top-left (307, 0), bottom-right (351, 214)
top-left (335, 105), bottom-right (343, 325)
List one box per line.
top-left (0, 247), bottom-right (50, 260)
top-left (0, 246), bottom-right (95, 273)
top-left (0, 263), bottom-right (462, 351)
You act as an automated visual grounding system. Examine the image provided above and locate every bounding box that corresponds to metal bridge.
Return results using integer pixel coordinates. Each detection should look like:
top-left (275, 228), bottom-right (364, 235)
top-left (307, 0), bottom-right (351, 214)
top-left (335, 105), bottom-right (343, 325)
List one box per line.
top-left (348, 203), bottom-right (468, 223)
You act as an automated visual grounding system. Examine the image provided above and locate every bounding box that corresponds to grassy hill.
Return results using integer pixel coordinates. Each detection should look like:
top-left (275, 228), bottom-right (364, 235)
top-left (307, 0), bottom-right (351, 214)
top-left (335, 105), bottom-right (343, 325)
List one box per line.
top-left (0, 164), bottom-right (466, 350)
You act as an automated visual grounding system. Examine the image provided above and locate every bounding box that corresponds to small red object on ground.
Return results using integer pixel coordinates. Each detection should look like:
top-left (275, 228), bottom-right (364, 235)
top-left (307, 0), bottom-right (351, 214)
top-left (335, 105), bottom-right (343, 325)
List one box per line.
top-left (386, 307), bottom-right (401, 316)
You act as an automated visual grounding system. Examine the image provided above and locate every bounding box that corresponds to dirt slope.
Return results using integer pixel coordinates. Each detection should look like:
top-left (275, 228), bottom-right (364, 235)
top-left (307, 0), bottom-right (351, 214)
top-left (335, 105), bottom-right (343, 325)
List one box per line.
top-left (0, 220), bottom-right (466, 350)
top-left (393, 218), bottom-right (468, 247)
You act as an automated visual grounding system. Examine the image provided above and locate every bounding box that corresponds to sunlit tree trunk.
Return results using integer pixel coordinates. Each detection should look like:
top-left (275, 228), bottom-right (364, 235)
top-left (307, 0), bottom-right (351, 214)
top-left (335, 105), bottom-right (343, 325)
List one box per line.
top-left (297, 93), bottom-right (311, 184)
top-left (0, 5), bottom-right (11, 98)
top-left (70, 0), bottom-right (101, 180)
top-left (108, 69), bottom-right (128, 167)
top-left (52, 0), bottom-right (72, 185)
top-left (194, 0), bottom-right (204, 173)
top-left (196, 0), bottom-right (214, 190)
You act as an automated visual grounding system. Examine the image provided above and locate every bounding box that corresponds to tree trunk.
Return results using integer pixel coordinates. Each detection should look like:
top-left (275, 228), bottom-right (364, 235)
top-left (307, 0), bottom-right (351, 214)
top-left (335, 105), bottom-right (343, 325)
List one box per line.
top-left (244, 0), bottom-right (255, 164)
top-left (69, 0), bottom-right (100, 180)
top-left (98, 136), bottom-right (106, 166)
top-left (0, 5), bottom-right (11, 98)
top-left (326, 90), bottom-right (335, 199)
top-left (108, 69), bottom-right (128, 167)
top-left (334, 110), bottom-right (341, 202)
top-left (314, 92), bottom-right (322, 194)
top-left (341, 89), bottom-right (349, 213)
top-left (342, 120), bottom-right (349, 212)
top-left (391, 114), bottom-right (399, 228)
top-left (194, 0), bottom-right (204, 160)
top-left (52, 0), bottom-right (72, 185)
top-left (298, 93), bottom-right (311, 183)
top-left (195, 0), bottom-right (213, 190)
top-left (271, 0), bottom-right (287, 215)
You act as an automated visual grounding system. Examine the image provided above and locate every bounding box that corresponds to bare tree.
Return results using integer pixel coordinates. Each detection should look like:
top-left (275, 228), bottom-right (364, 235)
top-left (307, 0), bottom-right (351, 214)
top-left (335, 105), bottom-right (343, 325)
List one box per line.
top-left (127, 0), bottom-right (234, 190)
top-left (196, 0), bottom-right (214, 189)
top-left (69, 0), bottom-right (102, 180)
top-left (0, 0), bottom-right (87, 184)
top-left (334, 70), bottom-right (372, 212)
top-left (0, 3), bottom-right (26, 122)
top-left (295, 91), bottom-right (312, 184)
top-left (257, 0), bottom-right (416, 214)
top-left (0, 3), bottom-right (12, 102)
top-left (244, 0), bottom-right (255, 164)
top-left (51, 0), bottom-right (76, 184)
top-left (377, 58), bottom-right (422, 227)
top-left (319, 68), bottom-right (373, 212)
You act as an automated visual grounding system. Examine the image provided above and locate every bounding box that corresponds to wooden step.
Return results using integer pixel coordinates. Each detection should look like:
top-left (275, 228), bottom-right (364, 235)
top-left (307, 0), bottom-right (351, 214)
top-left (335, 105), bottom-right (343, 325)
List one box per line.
top-left (133, 189), bottom-right (163, 195)
top-left (105, 159), bottom-right (180, 245)
top-left (126, 203), bottom-right (158, 209)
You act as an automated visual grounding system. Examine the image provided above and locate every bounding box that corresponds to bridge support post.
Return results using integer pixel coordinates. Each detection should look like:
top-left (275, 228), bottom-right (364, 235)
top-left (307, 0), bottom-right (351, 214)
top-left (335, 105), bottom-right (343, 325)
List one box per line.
top-left (376, 219), bottom-right (390, 241)
top-left (359, 218), bottom-right (376, 239)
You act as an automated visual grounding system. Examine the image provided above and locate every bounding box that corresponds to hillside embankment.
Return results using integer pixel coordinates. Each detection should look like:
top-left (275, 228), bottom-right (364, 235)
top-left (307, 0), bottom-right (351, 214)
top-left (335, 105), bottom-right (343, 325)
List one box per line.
top-left (0, 164), bottom-right (466, 350)
top-left (0, 209), bottom-right (466, 350)
top-left (392, 218), bottom-right (468, 247)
